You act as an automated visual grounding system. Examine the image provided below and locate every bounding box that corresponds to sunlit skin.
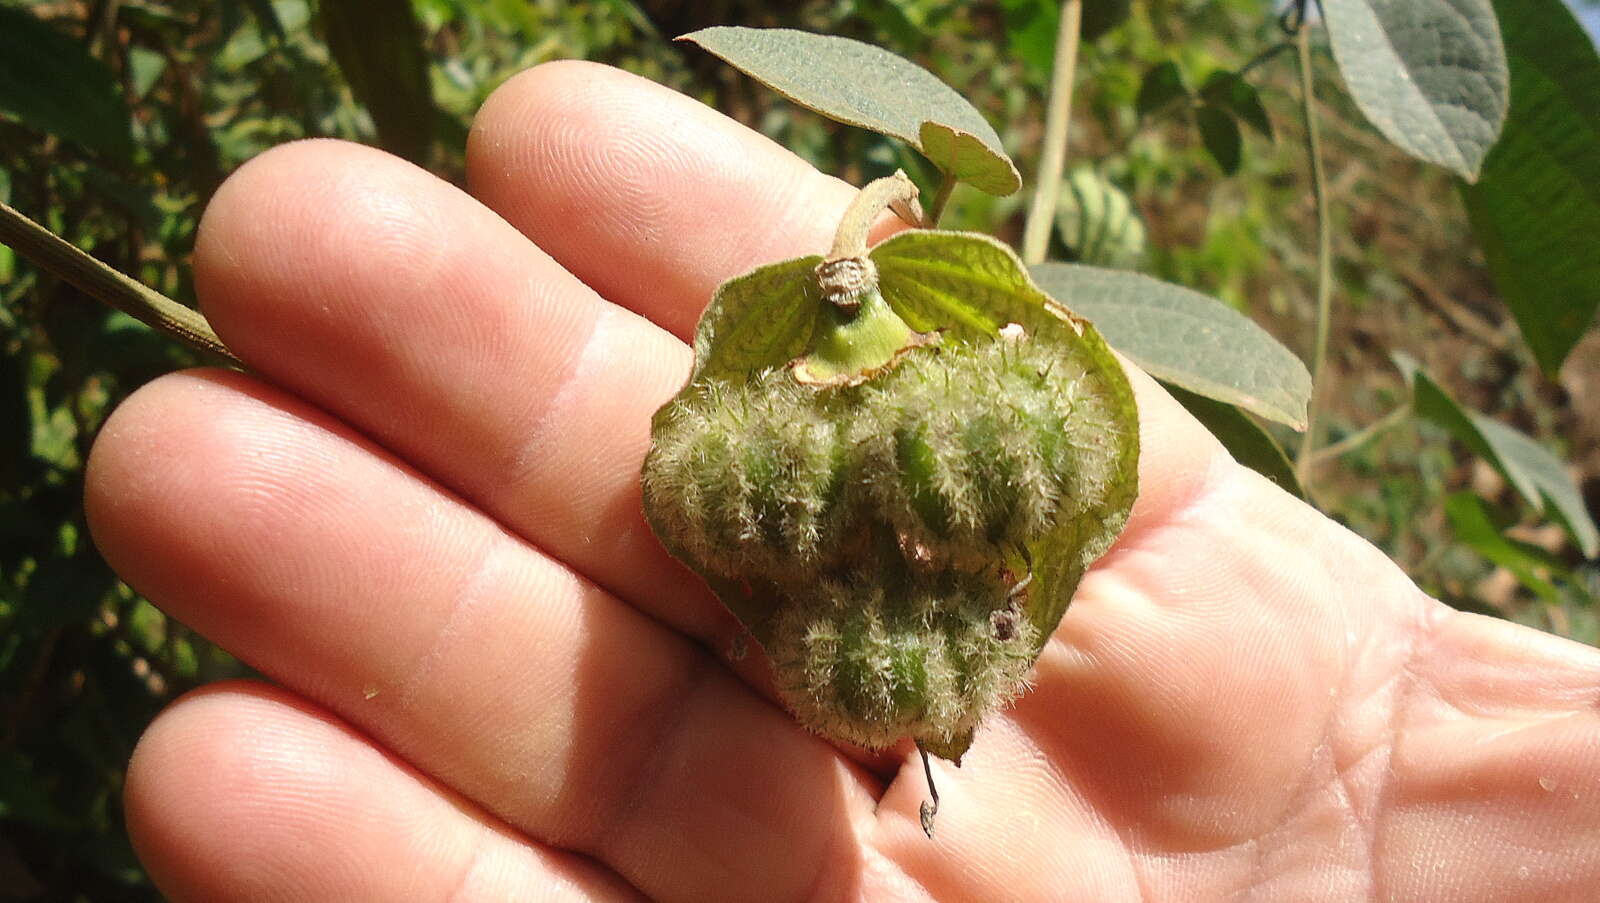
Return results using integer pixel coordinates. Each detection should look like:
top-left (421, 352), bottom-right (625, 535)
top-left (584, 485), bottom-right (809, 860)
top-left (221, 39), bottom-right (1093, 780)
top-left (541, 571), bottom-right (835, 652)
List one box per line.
top-left (85, 61), bottom-right (1600, 902)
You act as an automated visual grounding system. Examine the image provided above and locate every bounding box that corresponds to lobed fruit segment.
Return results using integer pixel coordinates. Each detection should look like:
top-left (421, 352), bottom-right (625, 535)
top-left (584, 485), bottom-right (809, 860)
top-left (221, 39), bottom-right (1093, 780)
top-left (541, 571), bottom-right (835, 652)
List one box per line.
top-left (643, 330), bottom-right (1127, 749)
top-left (769, 568), bottom-right (1040, 749)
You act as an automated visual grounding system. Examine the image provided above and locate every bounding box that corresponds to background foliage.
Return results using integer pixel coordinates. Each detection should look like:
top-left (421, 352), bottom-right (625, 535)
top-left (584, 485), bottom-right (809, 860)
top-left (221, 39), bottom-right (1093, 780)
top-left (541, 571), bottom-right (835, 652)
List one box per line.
top-left (1, 0), bottom-right (1596, 898)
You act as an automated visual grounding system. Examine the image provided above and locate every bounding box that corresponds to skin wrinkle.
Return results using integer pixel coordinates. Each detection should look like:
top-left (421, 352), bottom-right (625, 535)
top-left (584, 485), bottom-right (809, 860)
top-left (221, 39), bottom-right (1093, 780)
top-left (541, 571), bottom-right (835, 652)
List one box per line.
top-left (1281, 742), bottom-right (1373, 901)
top-left (1018, 720), bottom-right (1147, 901)
top-left (1370, 600), bottom-right (1447, 903)
top-left (436, 817), bottom-right (491, 903)
top-left (500, 279), bottom-right (610, 488)
top-left (395, 531), bottom-right (513, 715)
top-left (1025, 456), bottom-right (1391, 898)
top-left (1273, 517), bottom-right (1379, 897)
top-left (584, 656), bottom-right (869, 903)
top-left (586, 654), bottom-right (719, 859)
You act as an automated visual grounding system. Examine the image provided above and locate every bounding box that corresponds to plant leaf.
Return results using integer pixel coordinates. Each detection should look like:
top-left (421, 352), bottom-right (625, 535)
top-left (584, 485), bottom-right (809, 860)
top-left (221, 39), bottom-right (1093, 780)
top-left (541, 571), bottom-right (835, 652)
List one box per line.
top-left (237, 0), bottom-right (287, 43)
top-left (680, 27), bottom-right (1020, 195)
top-left (0, 7), bottom-right (132, 161)
top-left (1201, 70), bottom-right (1273, 140)
top-left (1195, 104), bottom-right (1243, 174)
top-left (1056, 167), bottom-right (1146, 269)
top-left (1080, 0), bottom-right (1133, 42)
top-left (1167, 385), bottom-right (1304, 498)
top-left (1461, 0), bottom-right (1600, 376)
top-left (1137, 60), bottom-right (1188, 117)
top-left (1320, 0), bottom-right (1508, 180)
top-left (1397, 353), bottom-right (1599, 558)
top-left (1444, 491), bottom-right (1563, 602)
top-left (999, 0), bottom-right (1059, 77)
top-left (1031, 263), bottom-right (1312, 429)
top-left (320, 0), bottom-right (436, 163)
top-left (1004, 0), bottom-right (1130, 69)
top-left (686, 255), bottom-right (825, 385)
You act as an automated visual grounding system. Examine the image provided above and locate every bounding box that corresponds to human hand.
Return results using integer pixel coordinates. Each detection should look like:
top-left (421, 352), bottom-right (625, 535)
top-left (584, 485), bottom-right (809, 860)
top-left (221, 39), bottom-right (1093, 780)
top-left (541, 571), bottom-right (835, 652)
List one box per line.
top-left (87, 62), bottom-right (1600, 902)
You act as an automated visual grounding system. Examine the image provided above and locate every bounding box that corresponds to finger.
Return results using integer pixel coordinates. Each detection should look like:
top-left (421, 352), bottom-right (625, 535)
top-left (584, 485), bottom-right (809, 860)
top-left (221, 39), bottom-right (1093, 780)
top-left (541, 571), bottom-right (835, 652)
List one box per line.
top-left (467, 61), bottom-right (861, 341)
top-left (191, 139), bottom-right (730, 654)
top-left (126, 682), bottom-right (639, 902)
top-left (87, 371), bottom-right (878, 901)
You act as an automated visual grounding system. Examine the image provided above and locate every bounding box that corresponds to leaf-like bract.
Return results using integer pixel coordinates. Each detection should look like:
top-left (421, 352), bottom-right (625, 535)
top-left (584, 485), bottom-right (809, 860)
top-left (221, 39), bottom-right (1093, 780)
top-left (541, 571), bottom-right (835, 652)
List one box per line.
top-left (686, 255), bottom-right (825, 385)
top-left (1056, 168), bottom-right (1147, 270)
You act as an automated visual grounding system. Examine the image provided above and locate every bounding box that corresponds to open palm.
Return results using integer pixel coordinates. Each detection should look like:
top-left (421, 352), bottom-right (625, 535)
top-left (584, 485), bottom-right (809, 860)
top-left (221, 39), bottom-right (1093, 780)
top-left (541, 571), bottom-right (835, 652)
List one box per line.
top-left (87, 62), bottom-right (1600, 902)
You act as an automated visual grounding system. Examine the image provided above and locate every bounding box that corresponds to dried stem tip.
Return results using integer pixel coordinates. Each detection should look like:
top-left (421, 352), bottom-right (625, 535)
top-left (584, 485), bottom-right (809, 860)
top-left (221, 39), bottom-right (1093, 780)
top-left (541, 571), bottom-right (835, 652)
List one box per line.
top-left (827, 170), bottom-right (924, 261)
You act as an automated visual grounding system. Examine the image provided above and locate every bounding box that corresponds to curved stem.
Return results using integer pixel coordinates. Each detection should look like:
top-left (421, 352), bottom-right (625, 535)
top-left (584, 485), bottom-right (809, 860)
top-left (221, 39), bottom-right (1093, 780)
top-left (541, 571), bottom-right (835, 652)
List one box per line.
top-left (917, 742), bottom-right (940, 839)
top-left (1238, 40), bottom-right (1294, 79)
top-left (0, 200), bottom-right (240, 366)
top-left (1020, 0), bottom-right (1082, 266)
top-left (1292, 16), bottom-right (1333, 492)
top-left (1305, 401), bottom-right (1412, 468)
top-left (829, 170), bottom-right (922, 260)
top-left (924, 173), bottom-right (957, 228)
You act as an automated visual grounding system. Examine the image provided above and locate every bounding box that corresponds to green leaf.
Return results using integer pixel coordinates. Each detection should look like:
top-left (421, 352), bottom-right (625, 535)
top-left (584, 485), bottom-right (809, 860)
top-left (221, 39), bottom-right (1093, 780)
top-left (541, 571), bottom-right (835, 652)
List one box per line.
top-left (685, 255), bottom-right (825, 385)
top-left (1137, 61), bottom-right (1189, 117)
top-left (238, 0), bottom-right (288, 42)
top-left (1030, 263), bottom-right (1312, 429)
top-left (1167, 384), bottom-right (1303, 498)
top-left (1444, 492), bottom-right (1562, 601)
top-left (871, 231), bottom-right (1060, 337)
top-left (1461, 0), bottom-right (1600, 376)
top-left (1081, 0), bottom-right (1133, 42)
top-left (1002, 0), bottom-right (1130, 77)
top-left (680, 27), bottom-right (1020, 195)
top-left (1321, 0), bottom-right (1509, 180)
top-left (0, 7), bottom-right (132, 161)
top-left (999, 0), bottom-right (1059, 77)
top-left (320, 0), bottom-right (436, 163)
top-left (1195, 104), bottom-right (1243, 174)
top-left (1398, 354), bottom-right (1599, 558)
top-left (1201, 70), bottom-right (1273, 140)
top-left (1056, 167), bottom-right (1146, 269)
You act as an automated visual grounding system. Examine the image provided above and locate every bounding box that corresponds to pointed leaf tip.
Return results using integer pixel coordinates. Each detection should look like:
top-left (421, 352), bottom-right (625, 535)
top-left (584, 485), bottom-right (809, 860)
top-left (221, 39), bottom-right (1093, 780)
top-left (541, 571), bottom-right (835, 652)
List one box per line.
top-left (681, 26), bottom-right (1020, 195)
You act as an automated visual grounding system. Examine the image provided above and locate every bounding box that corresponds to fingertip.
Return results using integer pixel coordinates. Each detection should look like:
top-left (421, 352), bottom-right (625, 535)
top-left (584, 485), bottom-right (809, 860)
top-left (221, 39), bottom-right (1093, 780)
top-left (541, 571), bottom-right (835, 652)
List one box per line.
top-left (124, 682), bottom-right (319, 901)
top-left (85, 370), bottom-right (242, 570)
top-left (467, 60), bottom-right (854, 337)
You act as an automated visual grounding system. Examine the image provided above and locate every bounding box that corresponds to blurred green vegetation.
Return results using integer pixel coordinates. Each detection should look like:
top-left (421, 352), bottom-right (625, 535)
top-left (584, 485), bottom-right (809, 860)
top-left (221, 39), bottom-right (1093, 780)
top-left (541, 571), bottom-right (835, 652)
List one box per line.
top-left (0, 0), bottom-right (1594, 898)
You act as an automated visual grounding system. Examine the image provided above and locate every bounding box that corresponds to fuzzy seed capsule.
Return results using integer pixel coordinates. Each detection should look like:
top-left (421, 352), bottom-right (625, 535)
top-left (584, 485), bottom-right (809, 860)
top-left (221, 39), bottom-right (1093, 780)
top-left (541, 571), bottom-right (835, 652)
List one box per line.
top-left (643, 330), bottom-right (1126, 749)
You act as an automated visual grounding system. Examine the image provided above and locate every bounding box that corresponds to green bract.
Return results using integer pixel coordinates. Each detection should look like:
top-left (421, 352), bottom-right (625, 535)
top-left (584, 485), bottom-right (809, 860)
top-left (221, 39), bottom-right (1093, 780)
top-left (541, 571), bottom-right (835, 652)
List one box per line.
top-left (642, 193), bottom-right (1139, 767)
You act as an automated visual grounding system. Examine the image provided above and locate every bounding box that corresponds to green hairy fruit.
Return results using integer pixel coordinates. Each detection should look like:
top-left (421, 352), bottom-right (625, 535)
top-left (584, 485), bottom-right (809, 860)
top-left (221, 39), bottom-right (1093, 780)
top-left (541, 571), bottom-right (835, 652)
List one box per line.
top-left (646, 333), bottom-right (1128, 749)
top-left (646, 336), bottom-right (1123, 584)
top-left (642, 173), bottom-right (1140, 807)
